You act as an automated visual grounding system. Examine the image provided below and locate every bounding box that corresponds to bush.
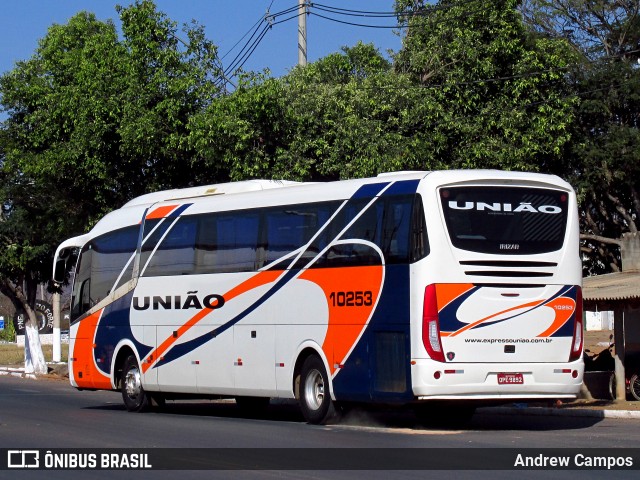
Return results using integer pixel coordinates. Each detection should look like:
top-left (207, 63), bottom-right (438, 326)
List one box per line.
top-left (0, 318), bottom-right (16, 342)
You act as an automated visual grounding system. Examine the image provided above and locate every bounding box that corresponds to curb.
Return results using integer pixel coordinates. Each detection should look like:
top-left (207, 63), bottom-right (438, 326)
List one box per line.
top-left (477, 405), bottom-right (640, 419)
top-left (0, 366), bottom-right (36, 380)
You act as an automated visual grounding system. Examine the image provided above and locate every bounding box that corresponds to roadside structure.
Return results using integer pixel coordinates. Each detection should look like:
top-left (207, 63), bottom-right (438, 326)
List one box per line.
top-left (583, 232), bottom-right (640, 400)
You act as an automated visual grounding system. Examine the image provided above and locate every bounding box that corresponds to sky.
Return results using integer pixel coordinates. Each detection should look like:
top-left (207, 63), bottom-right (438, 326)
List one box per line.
top-left (0, 0), bottom-right (404, 83)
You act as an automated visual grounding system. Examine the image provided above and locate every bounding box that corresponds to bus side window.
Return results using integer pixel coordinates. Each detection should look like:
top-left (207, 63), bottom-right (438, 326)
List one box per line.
top-left (143, 217), bottom-right (198, 276)
top-left (340, 195), bottom-right (421, 264)
top-left (411, 195), bottom-right (429, 261)
top-left (194, 212), bottom-right (260, 274)
top-left (80, 278), bottom-right (92, 314)
top-left (264, 205), bottom-right (319, 265)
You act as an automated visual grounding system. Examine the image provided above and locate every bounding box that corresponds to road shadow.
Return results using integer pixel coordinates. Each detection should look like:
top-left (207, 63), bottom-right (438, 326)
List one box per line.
top-left (84, 398), bottom-right (604, 432)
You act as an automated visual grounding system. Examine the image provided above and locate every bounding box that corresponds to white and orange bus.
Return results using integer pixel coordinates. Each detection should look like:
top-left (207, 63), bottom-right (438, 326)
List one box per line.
top-left (53, 171), bottom-right (583, 424)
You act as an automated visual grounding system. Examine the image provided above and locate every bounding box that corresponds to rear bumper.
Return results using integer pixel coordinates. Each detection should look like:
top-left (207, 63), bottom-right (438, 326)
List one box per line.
top-left (411, 359), bottom-right (584, 399)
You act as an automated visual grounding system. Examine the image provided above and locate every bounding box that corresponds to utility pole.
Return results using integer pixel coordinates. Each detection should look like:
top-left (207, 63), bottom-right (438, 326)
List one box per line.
top-left (53, 292), bottom-right (61, 362)
top-left (298, 0), bottom-right (307, 67)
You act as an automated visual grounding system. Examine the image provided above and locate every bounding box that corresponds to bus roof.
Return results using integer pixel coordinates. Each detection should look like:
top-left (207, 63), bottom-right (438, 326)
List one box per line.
top-left (121, 179), bottom-right (303, 208)
top-left (58, 170), bottom-right (571, 251)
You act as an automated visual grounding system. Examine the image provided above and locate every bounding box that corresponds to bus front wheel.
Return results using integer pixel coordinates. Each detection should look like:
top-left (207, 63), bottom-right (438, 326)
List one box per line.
top-left (121, 355), bottom-right (150, 412)
top-left (299, 355), bottom-right (335, 424)
top-left (630, 373), bottom-right (640, 401)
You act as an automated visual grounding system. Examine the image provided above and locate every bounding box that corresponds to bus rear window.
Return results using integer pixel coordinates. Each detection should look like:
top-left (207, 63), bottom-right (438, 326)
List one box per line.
top-left (440, 186), bottom-right (568, 255)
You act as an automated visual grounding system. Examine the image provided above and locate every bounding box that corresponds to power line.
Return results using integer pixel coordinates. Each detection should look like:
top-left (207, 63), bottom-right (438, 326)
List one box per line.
top-left (219, 15), bottom-right (266, 62)
top-left (312, 3), bottom-right (399, 18)
top-left (217, 1), bottom-right (640, 91)
top-left (218, 0), bottom-right (485, 84)
top-left (221, 4), bottom-right (304, 82)
top-left (225, 24), bottom-right (272, 78)
top-left (306, 0), bottom-right (498, 31)
top-left (224, 23), bottom-right (271, 77)
top-left (309, 11), bottom-right (400, 29)
top-left (311, 0), bottom-right (481, 18)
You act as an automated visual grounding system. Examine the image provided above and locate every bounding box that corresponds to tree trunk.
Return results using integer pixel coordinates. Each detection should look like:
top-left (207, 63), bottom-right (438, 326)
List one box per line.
top-left (0, 277), bottom-right (47, 375)
top-left (23, 302), bottom-right (47, 375)
top-left (620, 232), bottom-right (640, 272)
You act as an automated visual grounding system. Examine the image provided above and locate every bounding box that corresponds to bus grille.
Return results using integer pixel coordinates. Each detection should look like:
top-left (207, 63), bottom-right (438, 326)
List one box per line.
top-left (459, 260), bottom-right (557, 278)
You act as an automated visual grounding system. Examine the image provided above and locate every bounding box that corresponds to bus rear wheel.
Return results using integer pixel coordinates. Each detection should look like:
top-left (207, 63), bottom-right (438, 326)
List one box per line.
top-left (121, 355), bottom-right (150, 412)
top-left (630, 373), bottom-right (640, 401)
top-left (299, 355), bottom-right (335, 424)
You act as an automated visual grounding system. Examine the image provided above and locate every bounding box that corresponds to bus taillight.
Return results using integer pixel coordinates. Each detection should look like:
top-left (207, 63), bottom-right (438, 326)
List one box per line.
top-left (423, 284), bottom-right (445, 362)
top-left (569, 287), bottom-right (583, 362)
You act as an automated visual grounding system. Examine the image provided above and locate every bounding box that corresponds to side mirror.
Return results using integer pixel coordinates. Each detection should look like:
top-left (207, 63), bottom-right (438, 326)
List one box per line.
top-left (53, 247), bottom-right (78, 284)
top-left (54, 257), bottom-right (67, 284)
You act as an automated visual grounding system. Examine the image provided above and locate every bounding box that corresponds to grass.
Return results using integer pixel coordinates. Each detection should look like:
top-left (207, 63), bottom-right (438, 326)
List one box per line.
top-left (0, 343), bottom-right (69, 366)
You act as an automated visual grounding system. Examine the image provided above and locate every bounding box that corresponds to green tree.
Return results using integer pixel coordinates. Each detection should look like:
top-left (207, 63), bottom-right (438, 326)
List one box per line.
top-left (523, 0), bottom-right (640, 273)
top-left (1, 1), bottom-right (222, 228)
top-left (188, 71), bottom-right (292, 181)
top-left (190, 42), bottom-right (429, 181)
top-left (275, 42), bottom-right (419, 179)
top-left (190, 43), bottom-right (410, 180)
top-left (522, 0), bottom-right (640, 59)
top-left (0, 129), bottom-right (56, 372)
top-left (0, 0), bottom-right (222, 368)
top-left (570, 59), bottom-right (640, 274)
top-left (393, 0), bottom-right (578, 172)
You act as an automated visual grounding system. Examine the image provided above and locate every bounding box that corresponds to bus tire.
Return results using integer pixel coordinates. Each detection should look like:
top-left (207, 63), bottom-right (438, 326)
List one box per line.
top-left (299, 355), bottom-right (335, 424)
top-left (630, 374), bottom-right (640, 401)
top-left (608, 372), bottom-right (617, 400)
top-left (121, 355), bottom-right (149, 412)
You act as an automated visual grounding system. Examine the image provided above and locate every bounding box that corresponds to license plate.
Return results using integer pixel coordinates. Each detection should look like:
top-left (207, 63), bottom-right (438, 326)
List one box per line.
top-left (497, 373), bottom-right (524, 385)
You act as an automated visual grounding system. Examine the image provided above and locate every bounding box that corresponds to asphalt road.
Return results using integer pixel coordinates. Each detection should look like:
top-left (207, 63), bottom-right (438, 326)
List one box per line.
top-left (1, 375), bottom-right (639, 480)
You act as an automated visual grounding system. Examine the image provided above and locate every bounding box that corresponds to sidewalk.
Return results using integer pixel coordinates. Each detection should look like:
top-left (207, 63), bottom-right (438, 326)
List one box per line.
top-left (0, 362), bottom-right (67, 380)
top-left (477, 399), bottom-right (640, 420)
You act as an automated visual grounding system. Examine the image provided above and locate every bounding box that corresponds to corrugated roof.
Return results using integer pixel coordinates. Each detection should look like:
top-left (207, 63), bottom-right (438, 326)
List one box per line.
top-left (583, 271), bottom-right (640, 301)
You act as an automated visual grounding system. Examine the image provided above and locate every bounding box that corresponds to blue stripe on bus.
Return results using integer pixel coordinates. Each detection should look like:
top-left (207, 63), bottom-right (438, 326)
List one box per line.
top-left (437, 287), bottom-right (481, 333)
top-left (351, 182), bottom-right (389, 199)
top-left (168, 203), bottom-right (192, 218)
top-left (332, 264), bottom-right (413, 403)
top-left (382, 179), bottom-right (420, 196)
top-left (93, 291), bottom-right (153, 375)
top-left (549, 285), bottom-right (579, 338)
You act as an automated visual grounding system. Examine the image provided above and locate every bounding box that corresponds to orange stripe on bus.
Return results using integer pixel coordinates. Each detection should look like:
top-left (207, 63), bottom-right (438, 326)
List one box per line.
top-left (449, 300), bottom-right (543, 337)
top-left (435, 284), bottom-right (475, 312)
top-left (146, 205), bottom-right (177, 220)
top-left (299, 266), bottom-right (383, 375)
top-left (537, 297), bottom-right (576, 337)
top-left (224, 270), bottom-right (282, 302)
top-left (72, 308), bottom-right (112, 389)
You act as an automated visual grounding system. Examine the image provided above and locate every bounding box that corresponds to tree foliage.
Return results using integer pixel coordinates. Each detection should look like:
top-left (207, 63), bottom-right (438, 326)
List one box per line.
top-left (190, 0), bottom-right (579, 181)
top-left (0, 0), bottom-right (222, 362)
top-left (189, 41), bottom-right (420, 180)
top-left (3, 0), bottom-right (638, 325)
top-left (522, 0), bottom-right (640, 59)
top-left (1, 1), bottom-right (222, 229)
top-left (393, 0), bottom-right (578, 172)
top-left (524, 0), bottom-right (640, 273)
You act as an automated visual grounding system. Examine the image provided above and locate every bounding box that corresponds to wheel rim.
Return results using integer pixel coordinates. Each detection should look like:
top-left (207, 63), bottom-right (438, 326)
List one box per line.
top-left (124, 366), bottom-right (142, 400)
top-left (304, 368), bottom-right (325, 411)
